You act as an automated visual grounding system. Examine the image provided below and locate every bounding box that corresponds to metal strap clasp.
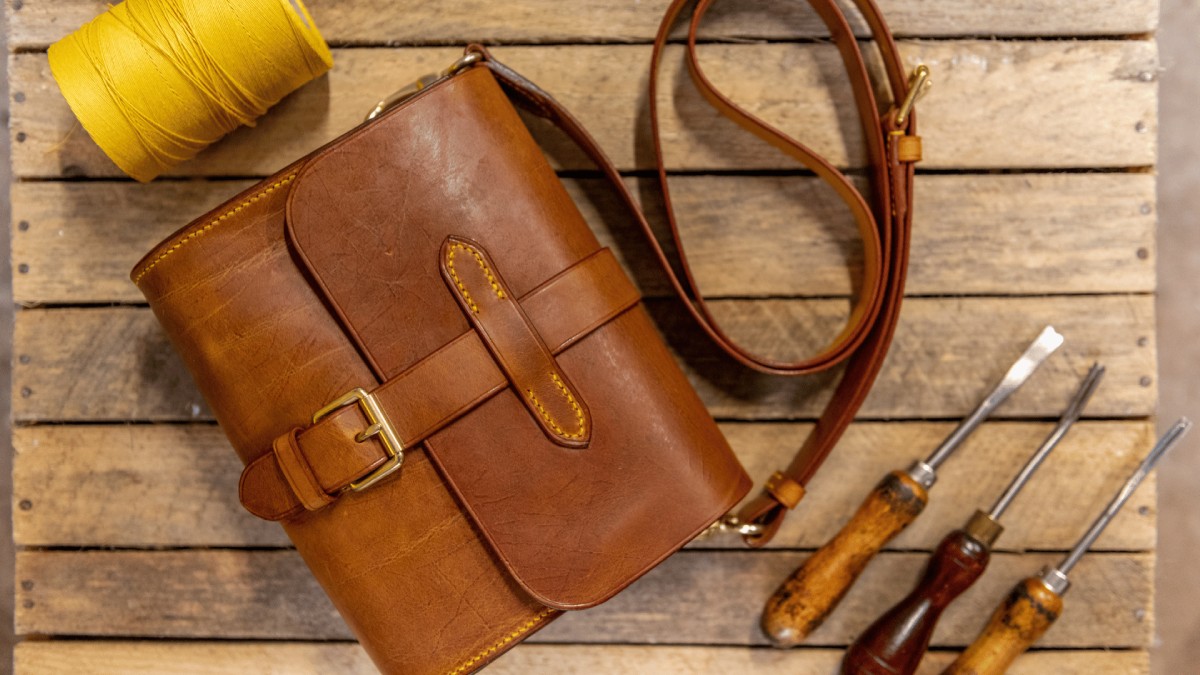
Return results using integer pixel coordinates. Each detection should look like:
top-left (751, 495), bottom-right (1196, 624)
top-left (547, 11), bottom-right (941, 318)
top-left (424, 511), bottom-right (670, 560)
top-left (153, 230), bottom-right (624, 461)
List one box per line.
top-left (312, 388), bottom-right (404, 492)
top-left (364, 50), bottom-right (484, 121)
top-left (699, 514), bottom-right (765, 539)
top-left (894, 65), bottom-right (932, 126)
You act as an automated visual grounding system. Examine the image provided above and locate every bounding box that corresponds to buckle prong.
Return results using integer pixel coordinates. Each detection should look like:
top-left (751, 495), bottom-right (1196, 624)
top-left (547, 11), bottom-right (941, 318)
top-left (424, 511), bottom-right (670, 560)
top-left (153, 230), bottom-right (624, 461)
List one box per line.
top-left (894, 65), bottom-right (931, 126)
top-left (313, 388), bottom-right (404, 492)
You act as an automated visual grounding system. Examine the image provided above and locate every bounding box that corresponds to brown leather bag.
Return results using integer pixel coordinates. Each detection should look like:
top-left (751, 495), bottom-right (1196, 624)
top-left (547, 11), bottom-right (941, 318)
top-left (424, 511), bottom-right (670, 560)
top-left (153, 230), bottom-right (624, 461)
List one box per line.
top-left (130, 1), bottom-right (919, 672)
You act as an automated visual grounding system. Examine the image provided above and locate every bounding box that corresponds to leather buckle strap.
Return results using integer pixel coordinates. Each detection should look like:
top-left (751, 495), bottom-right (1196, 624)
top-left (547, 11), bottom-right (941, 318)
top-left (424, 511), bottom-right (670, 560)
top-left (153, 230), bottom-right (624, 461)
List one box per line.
top-left (239, 247), bottom-right (641, 521)
top-left (311, 387), bottom-right (404, 492)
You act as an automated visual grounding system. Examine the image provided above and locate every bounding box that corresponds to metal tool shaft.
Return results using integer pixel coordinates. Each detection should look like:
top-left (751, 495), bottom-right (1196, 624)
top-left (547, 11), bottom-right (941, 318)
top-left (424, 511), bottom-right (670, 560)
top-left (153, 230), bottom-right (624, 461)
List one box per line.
top-left (988, 363), bottom-right (1105, 520)
top-left (1055, 417), bottom-right (1192, 576)
top-left (922, 326), bottom-right (1064, 471)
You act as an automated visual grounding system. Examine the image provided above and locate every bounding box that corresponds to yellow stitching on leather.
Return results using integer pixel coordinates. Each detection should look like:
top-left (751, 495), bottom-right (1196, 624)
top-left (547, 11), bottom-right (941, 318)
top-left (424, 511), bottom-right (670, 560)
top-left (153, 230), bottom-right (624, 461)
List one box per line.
top-left (526, 373), bottom-right (587, 439)
top-left (445, 607), bottom-right (556, 675)
top-left (446, 241), bottom-right (505, 314)
top-left (445, 245), bottom-right (480, 313)
top-left (133, 174), bottom-right (297, 284)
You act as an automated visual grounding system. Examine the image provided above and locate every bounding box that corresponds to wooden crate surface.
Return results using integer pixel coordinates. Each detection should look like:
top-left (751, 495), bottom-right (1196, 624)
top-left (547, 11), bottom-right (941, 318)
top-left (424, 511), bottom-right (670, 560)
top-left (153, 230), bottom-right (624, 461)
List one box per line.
top-left (6, 0), bottom-right (1159, 672)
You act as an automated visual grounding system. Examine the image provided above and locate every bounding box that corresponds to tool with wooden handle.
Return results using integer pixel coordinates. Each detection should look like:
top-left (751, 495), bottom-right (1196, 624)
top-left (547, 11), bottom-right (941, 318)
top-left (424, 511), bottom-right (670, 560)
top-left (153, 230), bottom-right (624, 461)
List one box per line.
top-left (761, 326), bottom-right (1064, 647)
top-left (943, 418), bottom-right (1192, 675)
top-left (841, 364), bottom-right (1105, 675)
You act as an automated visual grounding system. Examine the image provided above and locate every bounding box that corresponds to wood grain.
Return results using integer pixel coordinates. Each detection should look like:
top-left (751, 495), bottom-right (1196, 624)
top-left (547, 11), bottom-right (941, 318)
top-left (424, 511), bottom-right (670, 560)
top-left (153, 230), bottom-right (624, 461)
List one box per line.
top-left (10, 173), bottom-right (1156, 304)
top-left (8, 41), bottom-right (1158, 178)
top-left (12, 421), bottom-right (1156, 550)
top-left (842, 529), bottom-right (993, 674)
top-left (4, 0), bottom-right (1159, 49)
top-left (11, 642), bottom-right (1150, 675)
top-left (4, 0), bottom-right (1163, 669)
top-left (11, 296), bottom-right (1155, 422)
top-left (944, 577), bottom-right (1066, 675)
top-left (11, 638), bottom-right (1152, 672)
top-left (14, 550), bottom-right (1153, 648)
top-left (762, 471), bottom-right (929, 646)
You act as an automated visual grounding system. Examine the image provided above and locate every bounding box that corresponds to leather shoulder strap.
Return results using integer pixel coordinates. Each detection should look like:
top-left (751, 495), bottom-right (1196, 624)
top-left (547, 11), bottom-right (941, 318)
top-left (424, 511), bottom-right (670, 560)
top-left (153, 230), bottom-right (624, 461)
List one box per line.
top-left (469, 0), bottom-right (921, 546)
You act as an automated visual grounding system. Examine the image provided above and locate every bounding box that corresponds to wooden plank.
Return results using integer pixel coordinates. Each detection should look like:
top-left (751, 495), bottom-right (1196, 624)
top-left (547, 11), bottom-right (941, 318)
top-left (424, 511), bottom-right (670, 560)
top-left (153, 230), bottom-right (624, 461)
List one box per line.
top-left (12, 641), bottom-right (1151, 675)
top-left (12, 421), bottom-right (1156, 551)
top-left (5, 0), bottom-right (1159, 50)
top-left (10, 173), bottom-right (1157, 304)
top-left (11, 296), bottom-right (1156, 422)
top-left (13, 549), bottom-right (1153, 647)
top-left (8, 40), bottom-right (1158, 178)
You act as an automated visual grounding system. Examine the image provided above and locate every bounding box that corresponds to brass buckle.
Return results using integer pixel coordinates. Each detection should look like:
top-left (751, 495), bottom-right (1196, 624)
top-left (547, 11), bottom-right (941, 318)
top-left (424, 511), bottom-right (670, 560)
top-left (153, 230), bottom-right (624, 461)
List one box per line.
top-left (894, 65), bottom-right (931, 126)
top-left (364, 51), bottom-right (484, 122)
top-left (312, 388), bottom-right (404, 492)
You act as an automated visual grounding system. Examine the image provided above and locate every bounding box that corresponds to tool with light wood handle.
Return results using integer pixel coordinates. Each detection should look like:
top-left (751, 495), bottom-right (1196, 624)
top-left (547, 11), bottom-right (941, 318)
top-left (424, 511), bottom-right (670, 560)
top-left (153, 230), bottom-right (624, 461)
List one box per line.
top-left (944, 418), bottom-right (1192, 675)
top-left (761, 326), bottom-right (1065, 647)
top-left (841, 364), bottom-right (1105, 675)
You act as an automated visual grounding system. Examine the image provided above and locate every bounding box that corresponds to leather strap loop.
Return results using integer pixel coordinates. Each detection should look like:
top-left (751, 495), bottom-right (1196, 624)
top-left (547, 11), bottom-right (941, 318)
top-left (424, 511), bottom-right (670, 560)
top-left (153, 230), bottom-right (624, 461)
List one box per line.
top-left (272, 428), bottom-right (336, 512)
top-left (765, 472), bottom-right (806, 511)
top-left (471, 0), bottom-right (919, 546)
top-left (440, 236), bottom-right (592, 448)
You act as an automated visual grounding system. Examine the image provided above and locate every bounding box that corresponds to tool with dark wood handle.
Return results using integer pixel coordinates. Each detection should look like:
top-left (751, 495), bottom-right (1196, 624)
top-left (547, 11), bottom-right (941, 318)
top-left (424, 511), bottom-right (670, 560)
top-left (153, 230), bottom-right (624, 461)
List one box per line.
top-left (944, 418), bottom-right (1192, 675)
top-left (841, 364), bottom-right (1105, 675)
top-left (761, 327), bottom-right (1064, 647)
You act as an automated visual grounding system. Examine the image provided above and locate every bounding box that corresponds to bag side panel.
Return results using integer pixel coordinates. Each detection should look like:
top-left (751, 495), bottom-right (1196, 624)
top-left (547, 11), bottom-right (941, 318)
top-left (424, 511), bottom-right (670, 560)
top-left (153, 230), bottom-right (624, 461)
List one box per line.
top-left (136, 178), bottom-right (550, 674)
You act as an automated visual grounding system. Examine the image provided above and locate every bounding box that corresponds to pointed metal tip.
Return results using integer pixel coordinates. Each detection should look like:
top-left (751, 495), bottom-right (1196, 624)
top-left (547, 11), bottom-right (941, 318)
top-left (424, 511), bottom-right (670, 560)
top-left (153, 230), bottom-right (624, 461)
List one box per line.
top-left (996, 326), bottom-right (1065, 390)
top-left (1060, 363), bottom-right (1106, 421)
top-left (1039, 325), bottom-right (1065, 351)
top-left (1141, 417), bottom-right (1193, 473)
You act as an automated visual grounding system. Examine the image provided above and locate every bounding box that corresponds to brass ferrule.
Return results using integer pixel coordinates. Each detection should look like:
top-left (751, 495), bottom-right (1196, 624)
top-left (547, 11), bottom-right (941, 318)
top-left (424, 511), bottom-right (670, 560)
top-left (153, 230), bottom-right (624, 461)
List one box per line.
top-left (963, 509), bottom-right (1004, 548)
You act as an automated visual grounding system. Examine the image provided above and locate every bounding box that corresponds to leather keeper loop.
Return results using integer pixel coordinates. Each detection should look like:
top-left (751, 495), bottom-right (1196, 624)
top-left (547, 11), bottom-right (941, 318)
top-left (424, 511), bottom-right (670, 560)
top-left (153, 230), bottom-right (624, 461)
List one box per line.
top-left (765, 471), bottom-right (806, 510)
top-left (272, 428), bottom-right (336, 511)
top-left (896, 134), bottom-right (923, 163)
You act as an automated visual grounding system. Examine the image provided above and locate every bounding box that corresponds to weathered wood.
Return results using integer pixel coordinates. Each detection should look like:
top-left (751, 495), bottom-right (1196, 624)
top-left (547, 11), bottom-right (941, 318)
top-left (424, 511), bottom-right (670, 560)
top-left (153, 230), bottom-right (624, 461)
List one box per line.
top-left (5, 0), bottom-right (1159, 49)
top-left (9, 173), bottom-right (1157, 304)
top-left (11, 641), bottom-right (1151, 675)
top-left (743, 421), bottom-right (1156, 553)
top-left (12, 424), bottom-right (284, 548)
top-left (13, 549), bottom-right (1153, 647)
top-left (2, 0), bottom-right (1167, 669)
top-left (8, 41), bottom-right (1158, 178)
top-left (762, 470), bottom-right (930, 645)
top-left (11, 296), bottom-right (1156, 422)
top-left (944, 577), bottom-right (1066, 675)
top-left (12, 421), bottom-right (1156, 550)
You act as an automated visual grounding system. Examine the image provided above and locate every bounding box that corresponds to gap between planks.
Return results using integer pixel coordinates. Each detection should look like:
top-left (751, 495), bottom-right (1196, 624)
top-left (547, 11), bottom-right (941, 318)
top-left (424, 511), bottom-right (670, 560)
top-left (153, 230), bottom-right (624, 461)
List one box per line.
top-left (3, 0), bottom-right (1160, 48)
top-left (9, 173), bottom-right (1156, 304)
top-left (12, 549), bottom-right (1154, 648)
top-left (7, 41), bottom-right (1159, 177)
top-left (11, 295), bottom-right (1157, 422)
top-left (11, 421), bottom-right (1157, 550)
top-left (10, 642), bottom-right (1151, 675)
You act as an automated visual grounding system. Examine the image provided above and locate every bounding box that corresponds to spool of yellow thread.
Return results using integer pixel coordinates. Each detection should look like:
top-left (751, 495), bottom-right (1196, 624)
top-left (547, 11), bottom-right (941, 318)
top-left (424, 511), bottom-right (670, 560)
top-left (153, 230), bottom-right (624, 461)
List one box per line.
top-left (48, 0), bottom-right (333, 182)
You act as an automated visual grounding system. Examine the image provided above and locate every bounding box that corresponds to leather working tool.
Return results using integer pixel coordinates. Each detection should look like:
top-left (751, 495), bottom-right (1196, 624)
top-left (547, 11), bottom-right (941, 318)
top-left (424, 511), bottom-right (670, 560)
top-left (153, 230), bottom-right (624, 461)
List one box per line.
top-left (842, 363), bottom-right (1105, 675)
top-left (762, 326), bottom-right (1064, 647)
top-left (130, 0), bottom-right (925, 672)
top-left (945, 418), bottom-right (1192, 675)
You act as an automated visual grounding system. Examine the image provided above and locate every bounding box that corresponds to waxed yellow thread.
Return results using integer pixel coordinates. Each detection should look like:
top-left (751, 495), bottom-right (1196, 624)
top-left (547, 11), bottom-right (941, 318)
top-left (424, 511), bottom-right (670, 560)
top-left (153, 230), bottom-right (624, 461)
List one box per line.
top-left (446, 608), bottom-right (556, 675)
top-left (526, 373), bottom-right (587, 439)
top-left (133, 174), bottom-right (295, 284)
top-left (48, 0), bottom-right (333, 182)
top-left (446, 242), bottom-right (505, 313)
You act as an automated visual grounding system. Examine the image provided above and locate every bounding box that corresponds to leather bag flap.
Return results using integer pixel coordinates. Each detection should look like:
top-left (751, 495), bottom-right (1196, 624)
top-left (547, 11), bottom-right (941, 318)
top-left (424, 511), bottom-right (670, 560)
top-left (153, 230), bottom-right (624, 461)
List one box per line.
top-left (282, 66), bottom-right (750, 610)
